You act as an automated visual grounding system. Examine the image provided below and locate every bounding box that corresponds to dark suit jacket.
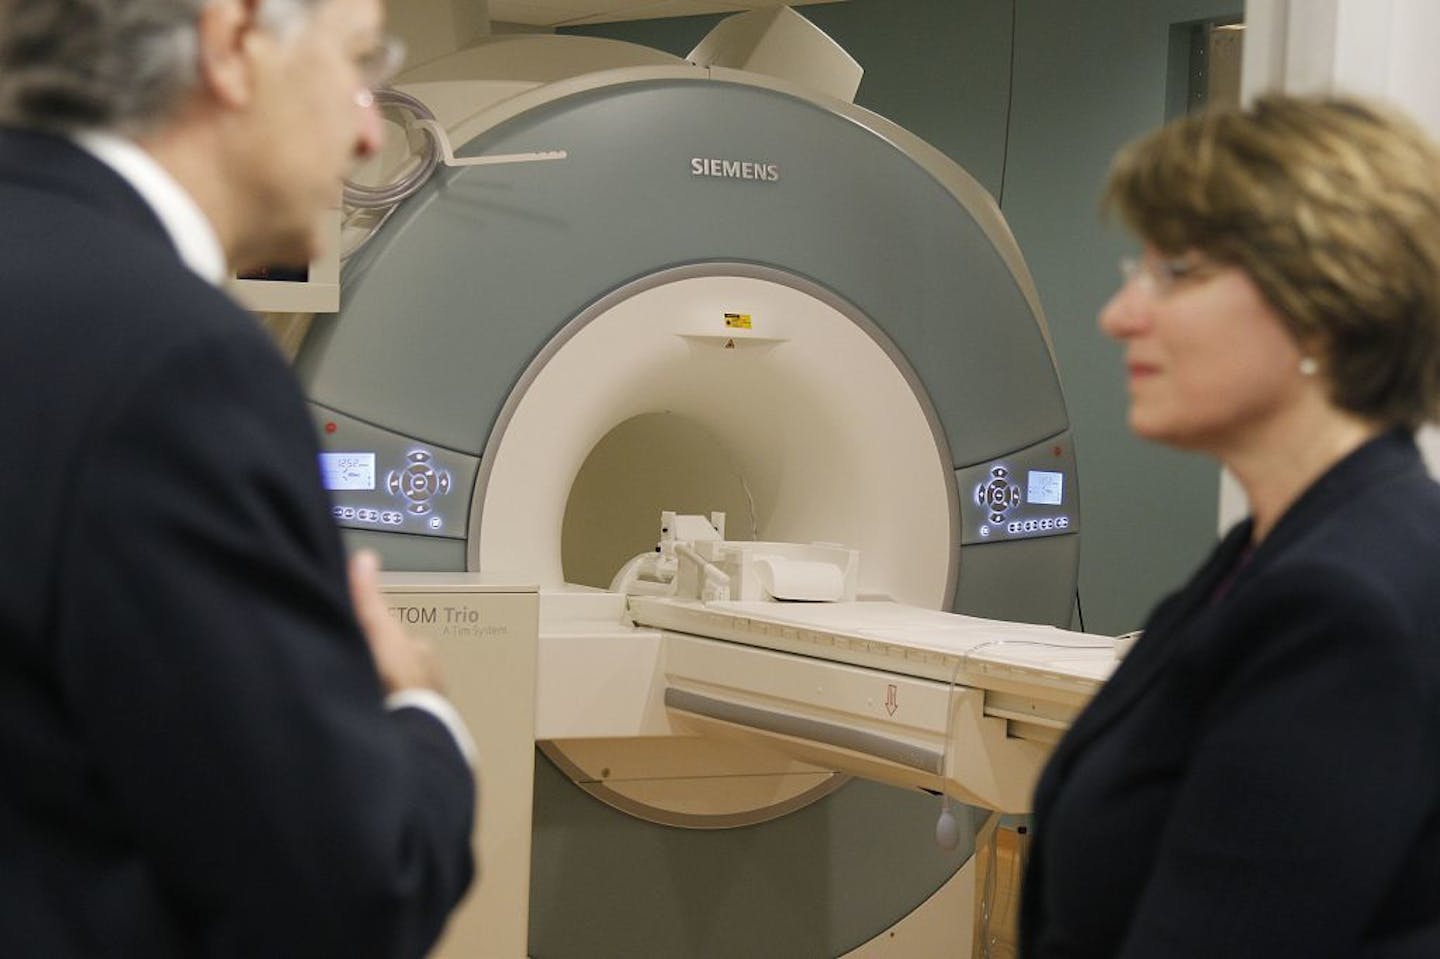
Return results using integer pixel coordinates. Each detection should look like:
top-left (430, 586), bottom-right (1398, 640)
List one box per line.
top-left (1021, 429), bottom-right (1440, 958)
top-left (0, 128), bottom-right (474, 957)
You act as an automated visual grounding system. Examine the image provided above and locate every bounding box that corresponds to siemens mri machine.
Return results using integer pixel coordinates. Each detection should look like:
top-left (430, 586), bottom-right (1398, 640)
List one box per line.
top-left (290, 12), bottom-right (1116, 958)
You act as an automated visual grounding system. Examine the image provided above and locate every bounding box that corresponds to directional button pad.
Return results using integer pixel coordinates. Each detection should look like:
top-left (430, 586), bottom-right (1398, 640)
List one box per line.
top-left (975, 465), bottom-right (1022, 523)
top-left (385, 449), bottom-right (453, 518)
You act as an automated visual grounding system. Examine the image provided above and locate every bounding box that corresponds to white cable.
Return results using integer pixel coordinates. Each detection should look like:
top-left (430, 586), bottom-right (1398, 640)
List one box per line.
top-left (340, 204), bottom-right (397, 262)
top-left (344, 88), bottom-right (441, 211)
top-left (738, 474), bottom-right (760, 541)
top-left (340, 92), bottom-right (567, 262)
top-left (981, 817), bottom-right (1000, 959)
top-left (935, 654), bottom-right (966, 850)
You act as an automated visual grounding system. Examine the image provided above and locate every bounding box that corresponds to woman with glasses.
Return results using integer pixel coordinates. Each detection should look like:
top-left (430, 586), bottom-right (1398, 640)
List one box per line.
top-left (1021, 96), bottom-right (1440, 958)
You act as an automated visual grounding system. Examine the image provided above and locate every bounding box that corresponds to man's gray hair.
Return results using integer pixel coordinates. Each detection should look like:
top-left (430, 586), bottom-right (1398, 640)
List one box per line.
top-left (0, 0), bottom-right (320, 136)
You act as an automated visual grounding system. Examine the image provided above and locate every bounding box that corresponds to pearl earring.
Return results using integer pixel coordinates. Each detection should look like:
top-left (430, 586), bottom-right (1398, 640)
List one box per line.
top-left (1298, 357), bottom-right (1319, 376)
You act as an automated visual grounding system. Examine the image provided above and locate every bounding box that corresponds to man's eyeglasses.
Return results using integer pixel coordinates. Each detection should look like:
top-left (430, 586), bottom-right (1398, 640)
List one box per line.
top-left (1118, 254), bottom-right (1221, 297)
top-left (354, 35), bottom-right (406, 109)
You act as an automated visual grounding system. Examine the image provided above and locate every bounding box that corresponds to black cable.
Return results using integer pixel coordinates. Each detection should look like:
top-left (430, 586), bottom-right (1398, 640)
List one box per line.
top-left (1074, 587), bottom-right (1086, 632)
top-left (997, 0), bottom-right (1019, 209)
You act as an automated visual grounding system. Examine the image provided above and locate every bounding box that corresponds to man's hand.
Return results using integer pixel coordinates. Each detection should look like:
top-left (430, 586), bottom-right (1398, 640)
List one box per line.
top-left (347, 550), bottom-right (445, 695)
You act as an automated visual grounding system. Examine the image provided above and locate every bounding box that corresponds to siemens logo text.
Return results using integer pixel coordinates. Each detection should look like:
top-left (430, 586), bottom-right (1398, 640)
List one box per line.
top-left (691, 158), bottom-right (781, 182)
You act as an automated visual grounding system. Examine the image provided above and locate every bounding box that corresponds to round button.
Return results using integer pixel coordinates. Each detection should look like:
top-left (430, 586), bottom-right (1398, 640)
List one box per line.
top-left (401, 463), bottom-right (439, 503)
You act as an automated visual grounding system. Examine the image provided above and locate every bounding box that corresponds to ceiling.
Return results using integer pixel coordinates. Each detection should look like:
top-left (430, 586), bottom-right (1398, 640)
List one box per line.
top-left (488, 0), bottom-right (844, 28)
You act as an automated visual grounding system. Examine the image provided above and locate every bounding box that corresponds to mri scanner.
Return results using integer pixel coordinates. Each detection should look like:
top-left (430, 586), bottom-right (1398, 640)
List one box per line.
top-left (287, 9), bottom-right (1118, 956)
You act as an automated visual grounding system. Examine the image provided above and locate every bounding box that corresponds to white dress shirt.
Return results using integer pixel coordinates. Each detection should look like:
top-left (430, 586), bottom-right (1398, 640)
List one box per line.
top-left (72, 130), bottom-right (227, 286)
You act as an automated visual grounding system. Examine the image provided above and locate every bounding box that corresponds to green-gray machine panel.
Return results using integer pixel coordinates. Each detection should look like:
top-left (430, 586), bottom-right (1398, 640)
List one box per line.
top-left (297, 76), bottom-right (1079, 957)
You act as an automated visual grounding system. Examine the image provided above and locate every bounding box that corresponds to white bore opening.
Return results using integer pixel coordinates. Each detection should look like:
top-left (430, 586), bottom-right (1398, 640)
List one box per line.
top-left (472, 272), bottom-right (957, 610)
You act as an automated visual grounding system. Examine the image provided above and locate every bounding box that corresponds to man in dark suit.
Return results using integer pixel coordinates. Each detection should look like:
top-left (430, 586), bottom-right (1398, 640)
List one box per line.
top-left (0, 1), bottom-right (476, 955)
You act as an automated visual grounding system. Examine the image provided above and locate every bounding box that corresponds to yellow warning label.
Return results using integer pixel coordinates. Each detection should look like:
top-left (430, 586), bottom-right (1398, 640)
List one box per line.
top-left (724, 313), bottom-right (752, 330)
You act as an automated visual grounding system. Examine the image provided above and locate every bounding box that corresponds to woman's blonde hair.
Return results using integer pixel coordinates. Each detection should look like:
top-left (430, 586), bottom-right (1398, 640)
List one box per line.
top-left (1105, 94), bottom-right (1440, 430)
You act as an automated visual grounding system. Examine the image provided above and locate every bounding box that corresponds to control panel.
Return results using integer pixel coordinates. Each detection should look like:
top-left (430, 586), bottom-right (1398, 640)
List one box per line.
top-left (956, 432), bottom-right (1079, 545)
top-left (311, 404), bottom-right (478, 539)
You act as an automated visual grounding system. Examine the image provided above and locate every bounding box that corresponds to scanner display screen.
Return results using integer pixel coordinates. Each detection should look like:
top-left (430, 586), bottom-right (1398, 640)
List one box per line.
top-left (319, 452), bottom-right (376, 491)
top-left (1026, 470), bottom-right (1064, 505)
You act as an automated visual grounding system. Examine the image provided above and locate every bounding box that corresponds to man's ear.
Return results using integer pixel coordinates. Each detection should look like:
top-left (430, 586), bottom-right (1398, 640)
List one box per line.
top-left (195, 0), bottom-right (263, 109)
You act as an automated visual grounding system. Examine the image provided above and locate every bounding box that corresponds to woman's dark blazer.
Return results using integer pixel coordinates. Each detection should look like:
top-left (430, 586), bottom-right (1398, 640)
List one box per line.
top-left (1022, 429), bottom-right (1440, 958)
top-left (0, 128), bottom-right (474, 956)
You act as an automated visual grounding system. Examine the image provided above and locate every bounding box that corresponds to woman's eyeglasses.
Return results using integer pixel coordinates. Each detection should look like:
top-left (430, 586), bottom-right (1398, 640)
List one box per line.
top-left (1118, 254), bottom-right (1221, 296)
